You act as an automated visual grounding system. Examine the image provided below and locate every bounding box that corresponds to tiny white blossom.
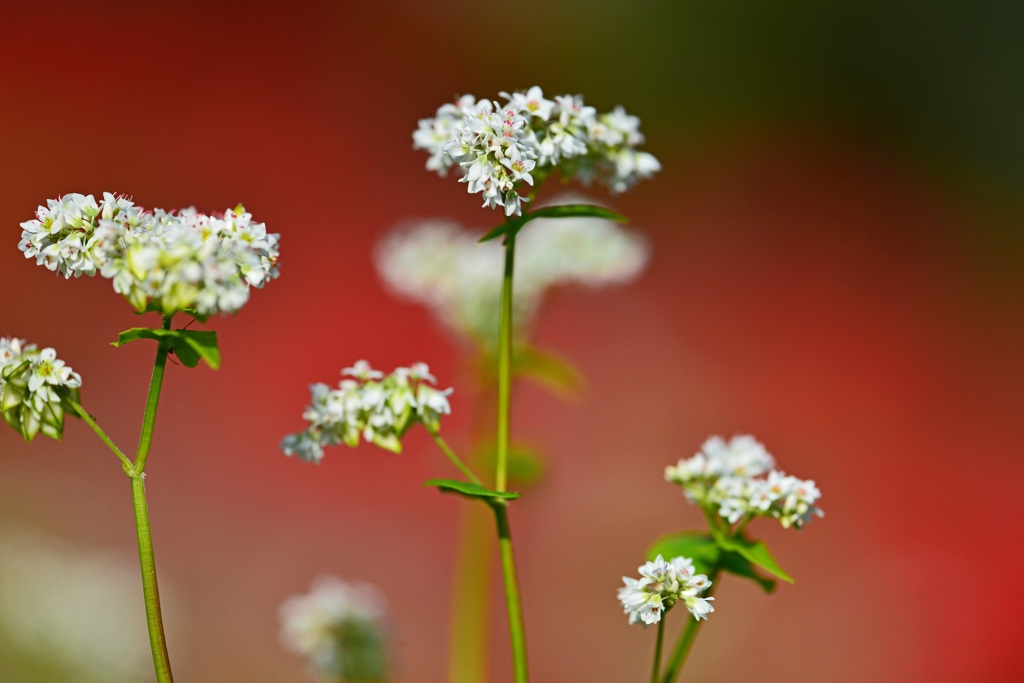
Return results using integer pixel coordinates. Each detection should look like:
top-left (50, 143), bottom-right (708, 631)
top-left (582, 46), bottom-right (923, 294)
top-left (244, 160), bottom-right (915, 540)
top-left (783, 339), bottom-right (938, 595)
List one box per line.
top-left (20, 195), bottom-right (280, 316)
top-left (618, 554), bottom-right (714, 627)
top-left (0, 338), bottom-right (82, 443)
top-left (279, 576), bottom-right (389, 683)
top-left (281, 362), bottom-right (454, 460)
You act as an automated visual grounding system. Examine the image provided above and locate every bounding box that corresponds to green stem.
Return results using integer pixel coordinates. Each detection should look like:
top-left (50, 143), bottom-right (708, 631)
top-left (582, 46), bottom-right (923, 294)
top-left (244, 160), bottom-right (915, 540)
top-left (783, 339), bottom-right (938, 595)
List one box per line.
top-left (131, 473), bottom-right (174, 683)
top-left (495, 231), bottom-right (516, 493)
top-left (659, 567), bottom-right (721, 683)
top-left (429, 432), bottom-right (483, 486)
top-left (651, 613), bottom-right (666, 683)
top-left (131, 314), bottom-right (172, 477)
top-left (131, 313), bottom-right (175, 682)
top-left (68, 400), bottom-right (133, 473)
top-left (493, 502), bottom-right (528, 683)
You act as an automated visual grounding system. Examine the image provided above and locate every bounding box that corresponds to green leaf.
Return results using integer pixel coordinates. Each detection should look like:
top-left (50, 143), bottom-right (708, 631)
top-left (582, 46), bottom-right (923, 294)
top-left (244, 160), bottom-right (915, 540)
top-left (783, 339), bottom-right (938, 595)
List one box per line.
top-left (512, 345), bottom-right (583, 399)
top-left (425, 478), bottom-right (520, 504)
top-left (647, 532), bottom-right (721, 575)
top-left (479, 204), bottom-right (629, 243)
top-left (712, 529), bottom-right (794, 584)
top-left (112, 328), bottom-right (220, 369)
top-left (648, 531), bottom-right (777, 594)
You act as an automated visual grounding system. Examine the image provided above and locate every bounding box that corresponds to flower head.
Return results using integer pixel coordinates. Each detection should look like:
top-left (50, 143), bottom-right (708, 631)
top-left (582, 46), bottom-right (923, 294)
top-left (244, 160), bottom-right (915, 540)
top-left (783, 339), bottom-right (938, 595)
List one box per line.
top-left (20, 194), bottom-right (280, 316)
top-left (375, 195), bottom-right (649, 345)
top-left (280, 361), bottom-right (453, 461)
top-left (414, 88), bottom-right (659, 215)
top-left (665, 434), bottom-right (824, 530)
top-left (617, 554), bottom-right (714, 626)
top-left (279, 576), bottom-right (389, 683)
top-left (0, 338), bottom-right (82, 442)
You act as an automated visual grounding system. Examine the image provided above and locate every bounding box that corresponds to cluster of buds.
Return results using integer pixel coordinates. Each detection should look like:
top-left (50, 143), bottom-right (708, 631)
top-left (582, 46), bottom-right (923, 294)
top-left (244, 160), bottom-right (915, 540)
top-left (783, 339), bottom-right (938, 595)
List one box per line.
top-left (375, 196), bottom-right (649, 344)
top-left (280, 361), bottom-right (453, 462)
top-left (617, 554), bottom-right (714, 627)
top-left (279, 576), bottom-right (390, 683)
top-left (19, 193), bottom-right (280, 316)
top-left (414, 87), bottom-right (660, 215)
top-left (665, 435), bottom-right (824, 529)
top-left (0, 338), bottom-right (82, 442)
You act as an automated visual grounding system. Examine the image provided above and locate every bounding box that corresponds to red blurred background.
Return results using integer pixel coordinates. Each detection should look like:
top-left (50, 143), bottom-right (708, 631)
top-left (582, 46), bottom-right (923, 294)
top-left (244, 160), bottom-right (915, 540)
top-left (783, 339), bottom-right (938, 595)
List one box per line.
top-left (2, 2), bottom-right (1022, 681)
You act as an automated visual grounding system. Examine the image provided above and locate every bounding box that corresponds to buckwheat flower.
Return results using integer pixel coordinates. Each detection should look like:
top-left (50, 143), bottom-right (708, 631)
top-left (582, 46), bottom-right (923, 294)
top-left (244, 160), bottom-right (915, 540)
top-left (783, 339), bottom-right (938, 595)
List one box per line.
top-left (279, 576), bottom-right (390, 683)
top-left (0, 338), bottom-right (82, 442)
top-left (281, 363), bottom-right (454, 460)
top-left (415, 88), bottom-right (658, 215)
top-left (375, 195), bottom-right (649, 345)
top-left (618, 554), bottom-right (714, 627)
top-left (21, 194), bottom-right (280, 316)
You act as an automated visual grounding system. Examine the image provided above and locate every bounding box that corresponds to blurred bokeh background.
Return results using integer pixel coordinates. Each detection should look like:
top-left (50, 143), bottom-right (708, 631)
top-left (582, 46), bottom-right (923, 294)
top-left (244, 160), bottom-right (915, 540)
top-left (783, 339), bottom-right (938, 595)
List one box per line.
top-left (2, 1), bottom-right (1022, 681)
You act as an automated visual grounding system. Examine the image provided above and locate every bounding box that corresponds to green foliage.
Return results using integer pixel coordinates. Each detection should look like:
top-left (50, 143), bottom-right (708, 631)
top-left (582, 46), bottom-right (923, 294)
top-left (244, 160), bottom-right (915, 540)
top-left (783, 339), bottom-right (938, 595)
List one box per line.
top-left (425, 478), bottom-right (520, 505)
top-left (711, 529), bottom-right (793, 584)
top-left (647, 531), bottom-right (779, 594)
top-left (513, 345), bottom-right (584, 399)
top-left (112, 328), bottom-right (220, 369)
top-left (478, 204), bottom-right (629, 243)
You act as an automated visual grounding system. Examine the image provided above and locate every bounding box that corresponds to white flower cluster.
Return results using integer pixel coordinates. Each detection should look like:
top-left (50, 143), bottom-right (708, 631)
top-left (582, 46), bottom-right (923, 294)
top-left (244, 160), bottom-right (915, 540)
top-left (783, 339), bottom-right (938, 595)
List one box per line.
top-left (617, 554), bottom-right (714, 627)
top-left (414, 87), bottom-right (661, 215)
top-left (279, 576), bottom-right (389, 683)
top-left (665, 435), bottom-right (824, 529)
top-left (19, 193), bottom-right (280, 316)
top-left (280, 361), bottom-right (453, 462)
top-left (0, 338), bottom-right (82, 442)
top-left (375, 196), bottom-right (649, 344)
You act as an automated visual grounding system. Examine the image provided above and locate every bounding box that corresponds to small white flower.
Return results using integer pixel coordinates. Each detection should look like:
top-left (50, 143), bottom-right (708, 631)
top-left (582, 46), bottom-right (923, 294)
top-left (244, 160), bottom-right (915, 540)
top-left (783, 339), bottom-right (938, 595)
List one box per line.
top-left (0, 338), bottom-right (82, 443)
top-left (618, 554), bottom-right (714, 627)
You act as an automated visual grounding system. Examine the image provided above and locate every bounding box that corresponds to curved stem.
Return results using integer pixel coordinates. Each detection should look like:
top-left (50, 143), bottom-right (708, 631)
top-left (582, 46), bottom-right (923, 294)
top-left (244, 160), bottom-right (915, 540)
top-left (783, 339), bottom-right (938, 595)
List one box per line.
top-left (429, 432), bottom-right (483, 486)
top-left (131, 473), bottom-right (174, 682)
top-left (493, 502), bottom-right (528, 683)
top-left (68, 400), bottom-right (133, 473)
top-left (651, 614), bottom-right (666, 683)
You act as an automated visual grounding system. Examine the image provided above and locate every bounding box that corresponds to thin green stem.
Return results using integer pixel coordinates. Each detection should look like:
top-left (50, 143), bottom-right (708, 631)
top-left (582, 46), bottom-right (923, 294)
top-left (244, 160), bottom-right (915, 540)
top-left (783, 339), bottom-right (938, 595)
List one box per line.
top-left (493, 502), bottom-right (528, 683)
top-left (651, 613), bottom-right (666, 683)
top-left (429, 431), bottom-right (483, 486)
top-left (660, 563), bottom-right (724, 682)
top-left (495, 232), bottom-right (516, 493)
top-left (131, 473), bottom-right (174, 683)
top-left (131, 314), bottom-right (172, 477)
top-left (68, 400), bottom-right (133, 473)
top-left (129, 313), bottom-right (176, 682)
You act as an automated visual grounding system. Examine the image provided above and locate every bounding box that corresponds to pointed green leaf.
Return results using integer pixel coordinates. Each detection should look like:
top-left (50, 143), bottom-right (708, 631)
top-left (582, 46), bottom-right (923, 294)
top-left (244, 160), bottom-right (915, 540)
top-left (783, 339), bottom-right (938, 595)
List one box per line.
top-left (512, 345), bottom-right (583, 399)
top-left (112, 327), bottom-right (220, 369)
top-left (712, 529), bottom-right (794, 583)
top-left (425, 478), bottom-right (520, 503)
top-left (479, 204), bottom-right (629, 243)
top-left (717, 551), bottom-right (777, 594)
top-left (647, 532), bottom-right (721, 575)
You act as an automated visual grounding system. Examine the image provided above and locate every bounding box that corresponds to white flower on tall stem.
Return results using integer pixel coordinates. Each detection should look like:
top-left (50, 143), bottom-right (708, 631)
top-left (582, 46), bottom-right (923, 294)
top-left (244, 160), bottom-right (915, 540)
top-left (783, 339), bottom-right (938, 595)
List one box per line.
top-left (617, 554), bottom-right (714, 626)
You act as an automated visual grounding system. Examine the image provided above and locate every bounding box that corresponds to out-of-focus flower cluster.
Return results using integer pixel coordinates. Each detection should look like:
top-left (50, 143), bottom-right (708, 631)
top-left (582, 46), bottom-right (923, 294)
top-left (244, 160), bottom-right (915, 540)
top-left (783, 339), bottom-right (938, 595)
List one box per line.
top-left (280, 361), bottom-right (453, 462)
top-left (0, 338), bottom-right (81, 442)
top-left (665, 435), bottom-right (824, 530)
top-left (19, 192), bottom-right (280, 316)
top-left (375, 196), bottom-right (649, 344)
top-left (279, 576), bottom-right (390, 683)
top-left (0, 525), bottom-right (157, 683)
top-left (617, 554), bottom-right (714, 627)
top-left (414, 87), bottom-right (660, 215)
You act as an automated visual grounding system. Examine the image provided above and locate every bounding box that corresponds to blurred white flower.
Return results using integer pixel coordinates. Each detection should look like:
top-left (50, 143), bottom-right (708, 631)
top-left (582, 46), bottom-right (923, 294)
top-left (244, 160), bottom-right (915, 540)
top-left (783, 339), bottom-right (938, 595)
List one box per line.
top-left (665, 434), bottom-right (824, 530)
top-left (0, 525), bottom-right (171, 683)
top-left (414, 87), bottom-right (659, 214)
top-left (617, 554), bottom-right (714, 626)
top-left (20, 194), bottom-right (280, 316)
top-left (375, 194), bottom-right (649, 345)
top-left (281, 361), bottom-right (453, 460)
top-left (279, 576), bottom-right (390, 683)
top-left (0, 337), bottom-right (82, 442)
